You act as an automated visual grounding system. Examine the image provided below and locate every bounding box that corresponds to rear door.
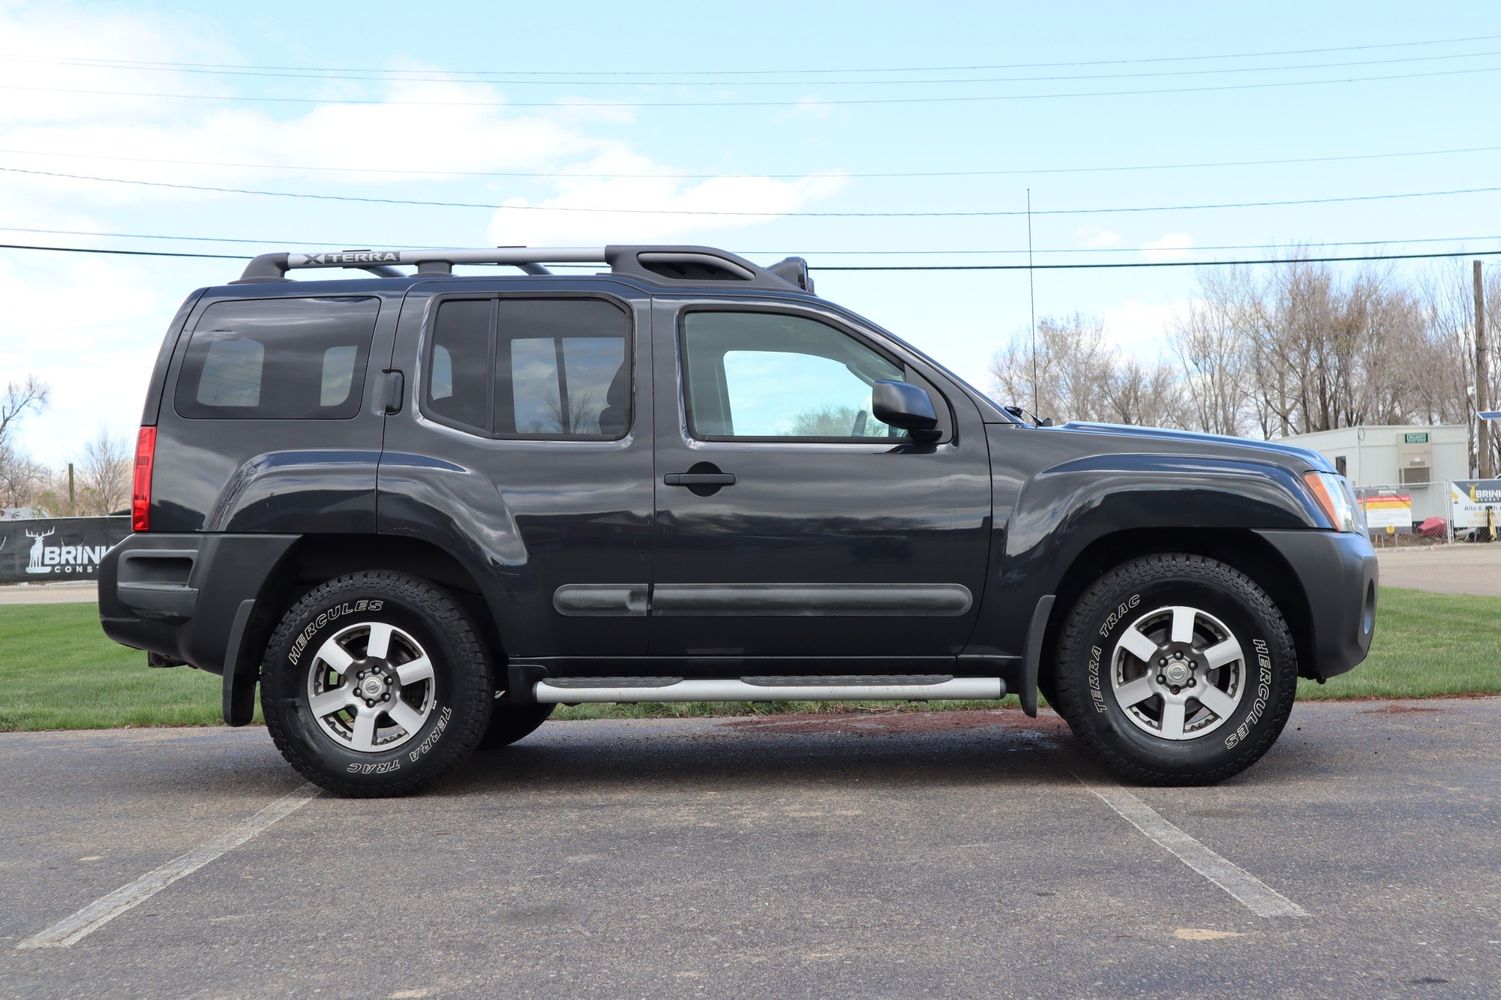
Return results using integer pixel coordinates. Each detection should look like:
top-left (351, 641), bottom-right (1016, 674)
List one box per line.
top-left (648, 298), bottom-right (992, 666)
top-left (379, 280), bottom-right (653, 660)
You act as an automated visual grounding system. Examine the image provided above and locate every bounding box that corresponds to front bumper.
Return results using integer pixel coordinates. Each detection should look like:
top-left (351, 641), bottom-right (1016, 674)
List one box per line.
top-left (99, 532), bottom-right (297, 676)
top-left (1255, 528), bottom-right (1378, 680)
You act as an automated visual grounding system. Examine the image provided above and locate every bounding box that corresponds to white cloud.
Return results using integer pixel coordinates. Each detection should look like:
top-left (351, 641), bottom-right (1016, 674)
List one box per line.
top-left (0, 2), bottom-right (855, 462)
top-left (486, 150), bottom-right (849, 245)
top-left (1101, 299), bottom-right (1182, 360)
top-left (0, 253), bottom-right (168, 460)
top-left (1076, 227), bottom-right (1123, 249)
top-left (1140, 232), bottom-right (1194, 262)
top-left (0, 6), bottom-right (848, 236)
top-left (775, 95), bottom-right (838, 123)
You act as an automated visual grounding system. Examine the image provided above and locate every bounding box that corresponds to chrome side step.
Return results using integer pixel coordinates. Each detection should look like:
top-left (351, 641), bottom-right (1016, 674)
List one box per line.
top-left (532, 675), bottom-right (1005, 704)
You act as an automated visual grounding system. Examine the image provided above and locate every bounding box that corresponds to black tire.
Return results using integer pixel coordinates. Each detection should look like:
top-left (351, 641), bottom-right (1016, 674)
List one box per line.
top-left (478, 703), bottom-right (555, 750)
top-left (1050, 553), bottom-right (1297, 785)
top-left (261, 571), bottom-right (493, 797)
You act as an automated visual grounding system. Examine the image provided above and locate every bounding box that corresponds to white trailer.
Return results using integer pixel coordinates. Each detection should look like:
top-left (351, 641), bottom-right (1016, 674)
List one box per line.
top-left (1280, 425), bottom-right (1470, 526)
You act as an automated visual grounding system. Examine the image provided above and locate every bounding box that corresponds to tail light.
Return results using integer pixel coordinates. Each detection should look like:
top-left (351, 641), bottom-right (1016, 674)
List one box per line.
top-left (131, 426), bottom-right (156, 532)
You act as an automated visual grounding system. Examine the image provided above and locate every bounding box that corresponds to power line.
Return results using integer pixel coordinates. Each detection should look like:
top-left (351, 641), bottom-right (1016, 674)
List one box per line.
top-left (0, 242), bottom-right (241, 260)
top-left (5, 225), bottom-right (1494, 256)
top-left (3, 225), bottom-right (1496, 257)
top-left (3, 240), bottom-right (1501, 271)
top-left (817, 250), bottom-right (1501, 270)
top-left (6, 165), bottom-right (1501, 218)
top-left (2, 142), bottom-right (1497, 181)
top-left (3, 32), bottom-right (1495, 76)
top-left (4, 48), bottom-right (1498, 87)
top-left (5, 63), bottom-right (1499, 108)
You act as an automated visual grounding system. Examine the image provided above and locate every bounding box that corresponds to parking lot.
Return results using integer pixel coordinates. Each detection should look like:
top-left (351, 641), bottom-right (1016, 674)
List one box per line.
top-left (2, 698), bottom-right (1497, 999)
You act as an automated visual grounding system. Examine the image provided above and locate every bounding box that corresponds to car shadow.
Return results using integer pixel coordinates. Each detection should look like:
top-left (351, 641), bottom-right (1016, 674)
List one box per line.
top-left (436, 709), bottom-right (1332, 797)
top-left (439, 711), bottom-right (1086, 796)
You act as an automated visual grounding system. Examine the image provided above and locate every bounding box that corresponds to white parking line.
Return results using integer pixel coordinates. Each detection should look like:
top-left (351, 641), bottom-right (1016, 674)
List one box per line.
top-left (17, 783), bottom-right (319, 950)
top-left (1075, 774), bottom-right (1309, 919)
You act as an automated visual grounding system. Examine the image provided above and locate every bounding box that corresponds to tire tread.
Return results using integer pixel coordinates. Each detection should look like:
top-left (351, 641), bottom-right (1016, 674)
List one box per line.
top-left (261, 571), bottom-right (492, 797)
top-left (1051, 553), bottom-right (1298, 786)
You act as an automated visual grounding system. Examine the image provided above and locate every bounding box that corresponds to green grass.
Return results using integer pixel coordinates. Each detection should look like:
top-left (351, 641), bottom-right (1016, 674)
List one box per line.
top-left (0, 603), bottom-right (242, 731)
top-left (0, 586), bottom-right (1496, 732)
top-left (1294, 587), bottom-right (1501, 701)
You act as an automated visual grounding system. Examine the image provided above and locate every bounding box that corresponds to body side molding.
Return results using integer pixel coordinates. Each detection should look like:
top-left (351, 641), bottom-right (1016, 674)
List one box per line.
top-left (650, 582), bottom-right (973, 617)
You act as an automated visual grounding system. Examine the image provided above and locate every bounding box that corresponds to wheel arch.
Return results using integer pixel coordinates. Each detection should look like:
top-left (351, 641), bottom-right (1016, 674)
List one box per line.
top-left (1038, 527), bottom-right (1316, 703)
top-left (223, 534), bottom-right (505, 725)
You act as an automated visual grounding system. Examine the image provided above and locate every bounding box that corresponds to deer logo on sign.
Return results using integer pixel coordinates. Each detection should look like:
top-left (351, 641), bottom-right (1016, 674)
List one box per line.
top-left (25, 527), bottom-right (55, 575)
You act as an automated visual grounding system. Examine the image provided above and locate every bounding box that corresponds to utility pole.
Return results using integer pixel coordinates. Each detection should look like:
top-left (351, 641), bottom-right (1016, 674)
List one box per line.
top-left (67, 462), bottom-right (75, 515)
top-left (1477, 260), bottom-right (1492, 480)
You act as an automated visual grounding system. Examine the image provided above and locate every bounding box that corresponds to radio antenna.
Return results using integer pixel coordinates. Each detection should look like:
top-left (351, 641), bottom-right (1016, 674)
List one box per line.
top-left (1027, 188), bottom-right (1038, 417)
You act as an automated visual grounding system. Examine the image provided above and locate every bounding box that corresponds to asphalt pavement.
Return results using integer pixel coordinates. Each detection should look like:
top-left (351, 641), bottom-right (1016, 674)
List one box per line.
top-left (1375, 544), bottom-right (1501, 596)
top-left (1, 699), bottom-right (1498, 999)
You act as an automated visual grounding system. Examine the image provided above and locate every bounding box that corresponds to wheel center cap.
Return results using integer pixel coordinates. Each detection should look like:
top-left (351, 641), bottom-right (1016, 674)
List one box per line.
top-left (1163, 662), bottom-right (1192, 686)
top-left (360, 676), bottom-right (386, 698)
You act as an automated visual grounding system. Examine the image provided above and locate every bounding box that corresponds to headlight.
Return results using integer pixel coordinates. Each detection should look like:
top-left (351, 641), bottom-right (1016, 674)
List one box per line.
top-left (1302, 471), bottom-right (1362, 532)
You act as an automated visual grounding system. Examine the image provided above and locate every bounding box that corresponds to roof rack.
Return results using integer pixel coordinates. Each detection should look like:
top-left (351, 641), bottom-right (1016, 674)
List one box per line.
top-left (231, 245), bottom-right (814, 293)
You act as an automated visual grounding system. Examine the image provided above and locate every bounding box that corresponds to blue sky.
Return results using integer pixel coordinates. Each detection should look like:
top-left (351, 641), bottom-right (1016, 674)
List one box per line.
top-left (3, 0), bottom-right (1500, 460)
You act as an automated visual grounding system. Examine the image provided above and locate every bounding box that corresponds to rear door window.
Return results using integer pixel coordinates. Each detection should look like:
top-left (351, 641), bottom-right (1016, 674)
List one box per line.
top-left (422, 296), bottom-right (631, 439)
top-left (175, 296), bottom-right (379, 419)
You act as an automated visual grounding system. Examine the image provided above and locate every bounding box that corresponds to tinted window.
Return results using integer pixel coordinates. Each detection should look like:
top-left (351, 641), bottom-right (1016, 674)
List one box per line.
top-left (426, 299), bottom-right (492, 432)
top-left (423, 297), bottom-right (630, 439)
top-left (682, 312), bottom-right (906, 439)
top-left (176, 297), bottom-right (378, 419)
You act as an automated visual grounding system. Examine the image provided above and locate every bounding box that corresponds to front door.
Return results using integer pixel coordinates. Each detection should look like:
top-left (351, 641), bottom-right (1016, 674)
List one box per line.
top-left (649, 300), bottom-right (992, 668)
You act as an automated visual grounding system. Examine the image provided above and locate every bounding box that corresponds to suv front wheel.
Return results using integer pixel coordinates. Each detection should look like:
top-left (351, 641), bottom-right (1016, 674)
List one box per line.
top-left (1051, 553), bottom-right (1298, 785)
top-left (261, 571), bottom-right (493, 796)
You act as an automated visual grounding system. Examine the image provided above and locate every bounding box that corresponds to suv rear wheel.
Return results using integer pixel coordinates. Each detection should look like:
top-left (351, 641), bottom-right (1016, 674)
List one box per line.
top-left (1051, 553), bottom-right (1297, 785)
top-left (261, 571), bottom-right (493, 796)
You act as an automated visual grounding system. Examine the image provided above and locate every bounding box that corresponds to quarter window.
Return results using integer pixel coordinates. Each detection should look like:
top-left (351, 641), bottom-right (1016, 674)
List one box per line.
top-left (176, 296), bottom-right (378, 420)
top-left (682, 312), bottom-right (909, 440)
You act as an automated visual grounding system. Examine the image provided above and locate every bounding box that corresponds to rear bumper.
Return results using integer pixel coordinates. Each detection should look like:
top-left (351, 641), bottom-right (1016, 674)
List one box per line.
top-left (1255, 529), bottom-right (1378, 680)
top-left (99, 532), bottom-right (297, 676)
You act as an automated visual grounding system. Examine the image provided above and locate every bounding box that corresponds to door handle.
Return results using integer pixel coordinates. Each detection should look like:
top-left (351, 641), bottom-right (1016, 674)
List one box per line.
top-left (664, 472), bottom-right (736, 487)
top-left (381, 370), bottom-right (405, 415)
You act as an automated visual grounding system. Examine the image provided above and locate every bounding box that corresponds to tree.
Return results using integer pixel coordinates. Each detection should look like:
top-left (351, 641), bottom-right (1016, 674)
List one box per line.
top-left (1172, 268), bottom-right (1254, 436)
top-left (0, 375), bottom-right (49, 446)
top-left (79, 429), bottom-right (131, 515)
top-left (1103, 359), bottom-right (1185, 428)
top-left (789, 404), bottom-right (866, 436)
top-left (989, 313), bottom-right (1114, 425)
top-left (0, 375), bottom-right (50, 509)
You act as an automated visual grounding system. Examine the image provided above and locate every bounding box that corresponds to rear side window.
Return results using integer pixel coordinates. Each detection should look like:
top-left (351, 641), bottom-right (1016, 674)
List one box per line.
top-left (422, 296), bottom-right (631, 439)
top-left (175, 296), bottom-right (379, 419)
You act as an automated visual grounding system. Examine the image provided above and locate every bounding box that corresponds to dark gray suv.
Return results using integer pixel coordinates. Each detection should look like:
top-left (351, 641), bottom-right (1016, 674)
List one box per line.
top-left (99, 245), bottom-right (1378, 796)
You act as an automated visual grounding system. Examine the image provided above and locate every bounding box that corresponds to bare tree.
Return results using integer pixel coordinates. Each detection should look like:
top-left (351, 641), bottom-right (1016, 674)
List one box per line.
top-left (989, 313), bottom-right (1114, 425)
top-left (0, 375), bottom-right (49, 446)
top-left (787, 404), bottom-right (861, 436)
top-left (0, 375), bottom-right (51, 509)
top-left (1103, 359), bottom-right (1185, 428)
top-left (1172, 269), bottom-right (1254, 436)
top-left (79, 428), bottom-right (132, 515)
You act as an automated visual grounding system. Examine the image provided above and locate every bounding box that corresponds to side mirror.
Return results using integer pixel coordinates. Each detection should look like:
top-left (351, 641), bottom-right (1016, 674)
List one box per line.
top-left (872, 380), bottom-right (939, 438)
